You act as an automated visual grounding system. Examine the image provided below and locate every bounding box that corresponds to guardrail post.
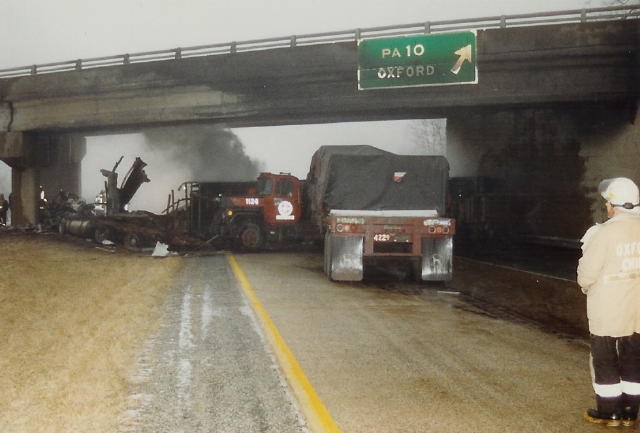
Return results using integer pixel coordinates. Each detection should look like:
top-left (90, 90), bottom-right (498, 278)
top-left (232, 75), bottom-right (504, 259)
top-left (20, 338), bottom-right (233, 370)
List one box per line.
top-left (355, 28), bottom-right (361, 41)
top-left (75, 60), bottom-right (82, 71)
top-left (123, 54), bottom-right (130, 65)
top-left (581, 9), bottom-right (587, 22)
top-left (424, 22), bottom-right (431, 34)
top-left (175, 48), bottom-right (182, 60)
top-left (290, 35), bottom-right (297, 48)
top-left (230, 41), bottom-right (237, 54)
top-left (500, 15), bottom-right (507, 28)
top-left (30, 65), bottom-right (37, 75)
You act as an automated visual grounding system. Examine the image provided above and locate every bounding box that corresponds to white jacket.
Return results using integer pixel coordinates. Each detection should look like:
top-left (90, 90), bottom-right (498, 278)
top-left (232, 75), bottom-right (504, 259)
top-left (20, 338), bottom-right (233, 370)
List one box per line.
top-left (577, 213), bottom-right (640, 337)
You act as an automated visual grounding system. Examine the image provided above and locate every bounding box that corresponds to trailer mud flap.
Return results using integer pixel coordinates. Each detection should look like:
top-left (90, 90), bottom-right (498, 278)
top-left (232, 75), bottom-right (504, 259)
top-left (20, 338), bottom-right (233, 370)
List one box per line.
top-left (420, 237), bottom-right (453, 281)
top-left (324, 234), bottom-right (364, 281)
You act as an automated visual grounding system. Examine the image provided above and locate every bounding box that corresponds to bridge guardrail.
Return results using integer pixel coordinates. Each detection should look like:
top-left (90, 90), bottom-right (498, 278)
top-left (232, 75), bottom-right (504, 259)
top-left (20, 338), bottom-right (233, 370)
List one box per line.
top-left (0, 5), bottom-right (637, 79)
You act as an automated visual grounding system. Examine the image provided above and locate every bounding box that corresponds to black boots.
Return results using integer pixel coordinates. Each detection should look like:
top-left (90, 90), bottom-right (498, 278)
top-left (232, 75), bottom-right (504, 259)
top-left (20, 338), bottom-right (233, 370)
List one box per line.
top-left (585, 394), bottom-right (639, 428)
top-left (622, 393), bottom-right (639, 428)
top-left (583, 407), bottom-right (637, 428)
top-left (583, 408), bottom-right (622, 427)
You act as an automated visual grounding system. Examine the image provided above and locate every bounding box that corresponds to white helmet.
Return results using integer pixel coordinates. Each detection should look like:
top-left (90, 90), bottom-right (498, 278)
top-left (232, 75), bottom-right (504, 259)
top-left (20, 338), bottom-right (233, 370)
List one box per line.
top-left (598, 177), bottom-right (640, 210)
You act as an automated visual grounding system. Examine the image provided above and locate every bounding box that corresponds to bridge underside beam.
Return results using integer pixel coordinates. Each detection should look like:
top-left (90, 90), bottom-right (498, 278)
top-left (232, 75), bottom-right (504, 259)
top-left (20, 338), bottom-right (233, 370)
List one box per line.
top-left (0, 20), bottom-right (636, 134)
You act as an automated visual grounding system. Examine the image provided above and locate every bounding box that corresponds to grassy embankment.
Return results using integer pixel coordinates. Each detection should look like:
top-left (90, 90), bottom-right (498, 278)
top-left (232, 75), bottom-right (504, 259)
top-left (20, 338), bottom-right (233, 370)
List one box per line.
top-left (0, 232), bottom-right (183, 433)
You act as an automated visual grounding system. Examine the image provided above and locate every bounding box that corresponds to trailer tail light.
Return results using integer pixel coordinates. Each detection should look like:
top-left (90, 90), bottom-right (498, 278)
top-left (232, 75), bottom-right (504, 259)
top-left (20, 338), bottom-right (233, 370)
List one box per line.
top-left (424, 218), bottom-right (452, 235)
top-left (336, 223), bottom-right (357, 233)
top-left (427, 226), bottom-right (450, 234)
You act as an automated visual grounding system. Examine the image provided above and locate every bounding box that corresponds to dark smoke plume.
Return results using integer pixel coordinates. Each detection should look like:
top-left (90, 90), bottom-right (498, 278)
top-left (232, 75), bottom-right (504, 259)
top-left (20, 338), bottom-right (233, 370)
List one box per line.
top-left (82, 125), bottom-right (260, 213)
top-left (142, 125), bottom-right (260, 182)
top-left (81, 125), bottom-right (261, 212)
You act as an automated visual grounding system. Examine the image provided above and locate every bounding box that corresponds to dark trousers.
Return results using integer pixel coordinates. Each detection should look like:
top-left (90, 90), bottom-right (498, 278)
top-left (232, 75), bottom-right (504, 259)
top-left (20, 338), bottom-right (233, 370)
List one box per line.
top-left (590, 333), bottom-right (640, 416)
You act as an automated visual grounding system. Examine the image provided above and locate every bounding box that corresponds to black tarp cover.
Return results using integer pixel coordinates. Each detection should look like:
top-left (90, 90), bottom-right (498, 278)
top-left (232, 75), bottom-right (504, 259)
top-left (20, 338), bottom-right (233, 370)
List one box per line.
top-left (306, 145), bottom-right (449, 216)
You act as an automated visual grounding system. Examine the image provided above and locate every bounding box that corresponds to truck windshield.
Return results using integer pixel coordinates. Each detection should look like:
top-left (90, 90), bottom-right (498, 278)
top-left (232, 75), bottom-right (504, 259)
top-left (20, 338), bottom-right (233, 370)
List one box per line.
top-left (257, 177), bottom-right (273, 195)
top-left (277, 180), bottom-right (294, 197)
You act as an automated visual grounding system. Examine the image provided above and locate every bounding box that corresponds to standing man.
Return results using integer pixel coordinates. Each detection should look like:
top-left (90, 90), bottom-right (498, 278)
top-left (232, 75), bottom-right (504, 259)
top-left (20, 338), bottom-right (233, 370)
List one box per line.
top-left (578, 177), bottom-right (640, 428)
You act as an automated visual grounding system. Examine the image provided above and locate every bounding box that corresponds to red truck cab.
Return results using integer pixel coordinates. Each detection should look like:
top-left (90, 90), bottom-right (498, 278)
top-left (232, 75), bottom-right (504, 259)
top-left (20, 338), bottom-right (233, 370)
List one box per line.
top-left (220, 172), bottom-right (308, 249)
top-left (255, 173), bottom-right (303, 227)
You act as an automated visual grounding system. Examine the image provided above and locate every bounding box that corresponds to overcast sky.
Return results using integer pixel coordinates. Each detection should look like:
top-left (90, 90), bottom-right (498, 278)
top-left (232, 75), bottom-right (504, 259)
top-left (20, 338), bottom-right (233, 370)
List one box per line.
top-left (0, 0), bottom-right (600, 70)
top-left (0, 0), bottom-right (615, 210)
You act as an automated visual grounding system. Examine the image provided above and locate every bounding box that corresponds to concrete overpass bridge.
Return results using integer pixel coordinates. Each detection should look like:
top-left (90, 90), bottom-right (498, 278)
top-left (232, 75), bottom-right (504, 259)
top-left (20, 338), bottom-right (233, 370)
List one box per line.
top-left (0, 6), bottom-right (638, 242)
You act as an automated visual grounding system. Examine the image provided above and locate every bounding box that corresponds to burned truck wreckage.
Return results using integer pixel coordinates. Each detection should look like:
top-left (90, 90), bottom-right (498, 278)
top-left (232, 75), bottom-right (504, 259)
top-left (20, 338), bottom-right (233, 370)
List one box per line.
top-left (58, 156), bottom-right (206, 251)
top-left (56, 146), bottom-right (456, 281)
top-left (57, 156), bottom-right (165, 250)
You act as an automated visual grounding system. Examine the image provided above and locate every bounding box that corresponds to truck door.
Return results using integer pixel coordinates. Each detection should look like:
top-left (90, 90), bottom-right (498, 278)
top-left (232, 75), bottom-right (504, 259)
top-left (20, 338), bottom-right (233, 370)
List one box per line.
top-left (264, 177), bottom-right (301, 225)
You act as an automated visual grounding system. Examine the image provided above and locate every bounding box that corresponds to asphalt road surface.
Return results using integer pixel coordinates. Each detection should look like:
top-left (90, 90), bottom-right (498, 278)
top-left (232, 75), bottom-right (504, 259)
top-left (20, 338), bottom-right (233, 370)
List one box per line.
top-left (117, 253), bottom-right (307, 433)
top-left (118, 250), bottom-right (608, 433)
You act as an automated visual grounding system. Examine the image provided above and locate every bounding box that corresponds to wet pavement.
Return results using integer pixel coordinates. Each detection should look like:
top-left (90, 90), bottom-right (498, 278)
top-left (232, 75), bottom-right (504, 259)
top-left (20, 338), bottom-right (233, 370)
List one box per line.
top-left (118, 250), bottom-right (620, 433)
top-left (117, 255), bottom-right (307, 433)
top-left (233, 251), bottom-right (611, 433)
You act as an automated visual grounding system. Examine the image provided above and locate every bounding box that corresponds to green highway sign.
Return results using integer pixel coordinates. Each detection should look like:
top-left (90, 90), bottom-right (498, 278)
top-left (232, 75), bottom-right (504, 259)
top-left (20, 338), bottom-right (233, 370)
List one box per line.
top-left (357, 31), bottom-right (477, 90)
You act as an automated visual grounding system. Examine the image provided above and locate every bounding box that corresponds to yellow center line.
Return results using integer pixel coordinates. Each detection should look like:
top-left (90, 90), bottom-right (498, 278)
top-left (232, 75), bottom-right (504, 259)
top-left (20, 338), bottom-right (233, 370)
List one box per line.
top-left (226, 253), bottom-right (342, 433)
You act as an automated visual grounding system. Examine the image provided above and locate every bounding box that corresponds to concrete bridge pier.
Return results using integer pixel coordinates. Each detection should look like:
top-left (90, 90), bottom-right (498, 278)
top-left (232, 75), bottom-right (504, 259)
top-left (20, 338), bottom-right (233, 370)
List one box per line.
top-left (0, 132), bottom-right (86, 226)
top-left (446, 102), bottom-right (639, 245)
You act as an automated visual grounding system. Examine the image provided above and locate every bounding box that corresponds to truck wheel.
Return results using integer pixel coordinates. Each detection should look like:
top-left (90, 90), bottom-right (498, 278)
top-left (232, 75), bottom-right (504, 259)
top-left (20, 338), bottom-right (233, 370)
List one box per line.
top-left (94, 226), bottom-right (111, 244)
top-left (238, 223), bottom-right (264, 251)
top-left (123, 233), bottom-right (142, 251)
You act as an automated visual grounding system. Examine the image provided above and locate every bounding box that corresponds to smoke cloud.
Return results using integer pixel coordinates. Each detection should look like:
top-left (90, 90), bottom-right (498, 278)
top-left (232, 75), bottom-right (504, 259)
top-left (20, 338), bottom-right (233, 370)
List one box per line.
top-left (83, 125), bottom-right (261, 213)
top-left (142, 125), bottom-right (259, 182)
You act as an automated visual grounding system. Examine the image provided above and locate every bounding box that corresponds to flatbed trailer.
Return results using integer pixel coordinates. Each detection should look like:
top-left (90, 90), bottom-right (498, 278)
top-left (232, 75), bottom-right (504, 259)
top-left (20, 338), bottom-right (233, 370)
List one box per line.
top-left (324, 210), bottom-right (455, 281)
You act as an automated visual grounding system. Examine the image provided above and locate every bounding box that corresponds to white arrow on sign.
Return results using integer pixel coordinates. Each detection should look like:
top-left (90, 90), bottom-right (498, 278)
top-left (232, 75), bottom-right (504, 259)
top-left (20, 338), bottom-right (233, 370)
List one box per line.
top-left (450, 44), bottom-right (472, 75)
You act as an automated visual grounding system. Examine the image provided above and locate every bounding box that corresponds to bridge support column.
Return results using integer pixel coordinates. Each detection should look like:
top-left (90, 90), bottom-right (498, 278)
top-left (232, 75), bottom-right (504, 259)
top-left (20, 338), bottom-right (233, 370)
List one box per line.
top-left (446, 102), bottom-right (639, 243)
top-left (0, 132), bottom-right (86, 226)
top-left (11, 167), bottom-right (39, 227)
